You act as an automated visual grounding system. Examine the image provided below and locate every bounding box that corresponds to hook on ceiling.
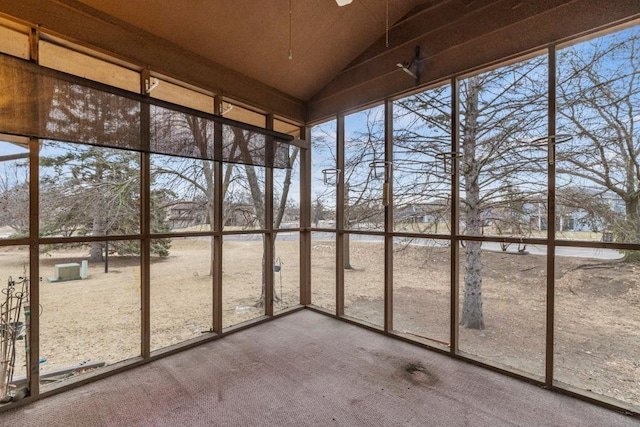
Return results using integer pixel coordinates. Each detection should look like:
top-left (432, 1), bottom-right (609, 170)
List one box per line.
top-left (396, 46), bottom-right (424, 86)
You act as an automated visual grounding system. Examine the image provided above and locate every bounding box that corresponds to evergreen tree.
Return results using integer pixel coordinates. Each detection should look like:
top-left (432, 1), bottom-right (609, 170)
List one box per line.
top-left (40, 144), bottom-right (171, 259)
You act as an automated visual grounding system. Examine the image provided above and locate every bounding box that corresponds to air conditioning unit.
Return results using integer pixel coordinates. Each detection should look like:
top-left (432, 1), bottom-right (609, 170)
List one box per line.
top-left (49, 263), bottom-right (82, 282)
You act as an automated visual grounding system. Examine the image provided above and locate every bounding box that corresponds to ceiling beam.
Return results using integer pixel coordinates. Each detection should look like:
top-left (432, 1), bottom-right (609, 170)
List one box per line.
top-left (308, 0), bottom-right (640, 123)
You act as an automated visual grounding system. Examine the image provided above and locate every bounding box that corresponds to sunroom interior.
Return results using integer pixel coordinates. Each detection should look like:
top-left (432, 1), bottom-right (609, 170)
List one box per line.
top-left (0, 0), bottom-right (639, 423)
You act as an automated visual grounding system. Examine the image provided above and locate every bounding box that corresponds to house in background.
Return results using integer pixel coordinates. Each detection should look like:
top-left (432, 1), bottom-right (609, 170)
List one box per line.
top-left (167, 202), bottom-right (208, 230)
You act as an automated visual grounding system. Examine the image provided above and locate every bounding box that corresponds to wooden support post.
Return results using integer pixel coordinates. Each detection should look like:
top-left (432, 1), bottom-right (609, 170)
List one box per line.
top-left (545, 46), bottom-right (557, 387)
top-left (299, 126), bottom-right (312, 306)
top-left (265, 114), bottom-right (275, 317)
top-left (27, 27), bottom-right (40, 399)
top-left (213, 96), bottom-right (224, 333)
top-left (140, 69), bottom-right (151, 359)
top-left (336, 115), bottom-right (345, 316)
top-left (384, 99), bottom-right (394, 332)
top-left (27, 137), bottom-right (39, 399)
top-left (450, 77), bottom-right (460, 354)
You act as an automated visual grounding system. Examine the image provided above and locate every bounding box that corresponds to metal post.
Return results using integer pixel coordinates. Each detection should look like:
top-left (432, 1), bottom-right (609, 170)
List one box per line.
top-left (104, 229), bottom-right (109, 274)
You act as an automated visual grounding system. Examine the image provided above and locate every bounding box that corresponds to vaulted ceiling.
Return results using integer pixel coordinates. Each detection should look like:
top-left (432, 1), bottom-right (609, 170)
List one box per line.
top-left (1, 0), bottom-right (639, 124)
top-left (75, 0), bottom-right (429, 102)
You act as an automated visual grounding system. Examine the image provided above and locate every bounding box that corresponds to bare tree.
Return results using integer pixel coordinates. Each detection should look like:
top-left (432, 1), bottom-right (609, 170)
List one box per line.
top-left (311, 196), bottom-right (327, 228)
top-left (556, 27), bottom-right (640, 257)
top-left (394, 56), bottom-right (549, 330)
top-left (342, 108), bottom-right (386, 269)
top-left (310, 114), bottom-right (386, 270)
top-left (151, 114), bottom-right (299, 305)
top-left (0, 154), bottom-right (29, 237)
top-left (310, 122), bottom-right (338, 228)
top-left (393, 85), bottom-right (452, 235)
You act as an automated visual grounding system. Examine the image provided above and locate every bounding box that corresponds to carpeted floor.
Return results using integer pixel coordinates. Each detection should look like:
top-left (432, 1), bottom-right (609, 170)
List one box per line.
top-left (1, 309), bottom-right (638, 426)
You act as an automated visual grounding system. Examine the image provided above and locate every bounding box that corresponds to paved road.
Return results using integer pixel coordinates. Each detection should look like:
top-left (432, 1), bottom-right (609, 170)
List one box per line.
top-left (305, 233), bottom-right (624, 260)
top-left (226, 232), bottom-right (624, 260)
top-left (480, 241), bottom-right (623, 260)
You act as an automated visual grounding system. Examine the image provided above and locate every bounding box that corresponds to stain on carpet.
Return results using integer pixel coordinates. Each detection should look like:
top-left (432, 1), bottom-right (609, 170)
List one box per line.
top-left (403, 362), bottom-right (438, 387)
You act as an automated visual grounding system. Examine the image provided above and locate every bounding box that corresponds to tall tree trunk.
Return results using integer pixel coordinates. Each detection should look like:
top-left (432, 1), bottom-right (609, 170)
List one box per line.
top-left (274, 147), bottom-right (299, 229)
top-left (622, 195), bottom-right (640, 261)
top-left (202, 161), bottom-right (216, 276)
top-left (189, 116), bottom-right (222, 276)
top-left (344, 182), bottom-right (353, 269)
top-left (89, 216), bottom-right (104, 262)
top-left (236, 132), bottom-right (266, 307)
top-left (625, 196), bottom-right (639, 235)
top-left (344, 234), bottom-right (353, 270)
top-left (207, 180), bottom-right (215, 277)
top-left (255, 147), bottom-right (299, 306)
top-left (461, 205), bottom-right (484, 329)
top-left (460, 77), bottom-right (485, 329)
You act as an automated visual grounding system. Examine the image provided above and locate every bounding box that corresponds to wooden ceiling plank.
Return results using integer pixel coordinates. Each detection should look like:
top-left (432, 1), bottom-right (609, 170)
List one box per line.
top-left (344, 0), bottom-right (489, 70)
top-left (312, 0), bottom-right (569, 104)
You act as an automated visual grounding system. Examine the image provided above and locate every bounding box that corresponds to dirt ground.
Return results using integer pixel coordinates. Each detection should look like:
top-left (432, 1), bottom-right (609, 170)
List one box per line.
top-left (0, 238), bottom-right (638, 409)
top-left (0, 238), bottom-right (300, 390)
top-left (311, 240), bottom-right (640, 409)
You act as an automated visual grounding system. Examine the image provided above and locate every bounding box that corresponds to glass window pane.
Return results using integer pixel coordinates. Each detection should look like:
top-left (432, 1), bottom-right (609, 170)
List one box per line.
top-left (393, 237), bottom-right (450, 348)
top-left (222, 163), bottom-right (265, 231)
top-left (274, 145), bottom-right (300, 229)
top-left (274, 232), bottom-right (300, 313)
top-left (0, 138), bottom-right (29, 239)
top-left (459, 54), bottom-right (548, 239)
top-left (554, 245), bottom-right (638, 408)
top-left (151, 154), bottom-right (214, 233)
top-left (344, 234), bottom-right (384, 328)
top-left (344, 106), bottom-right (386, 232)
top-left (39, 41), bottom-right (139, 92)
top-left (458, 241), bottom-right (547, 378)
top-left (150, 237), bottom-right (212, 351)
top-left (39, 143), bottom-right (141, 242)
top-left (456, 53), bottom-right (549, 380)
top-left (222, 126), bottom-right (269, 167)
top-left (311, 231), bottom-right (336, 312)
top-left (39, 242), bottom-right (140, 388)
top-left (222, 234), bottom-right (265, 328)
top-left (556, 26), bottom-right (640, 244)
top-left (0, 245), bottom-right (29, 401)
top-left (151, 105), bottom-right (214, 159)
top-left (393, 85), bottom-right (452, 234)
top-left (311, 121), bottom-right (337, 229)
